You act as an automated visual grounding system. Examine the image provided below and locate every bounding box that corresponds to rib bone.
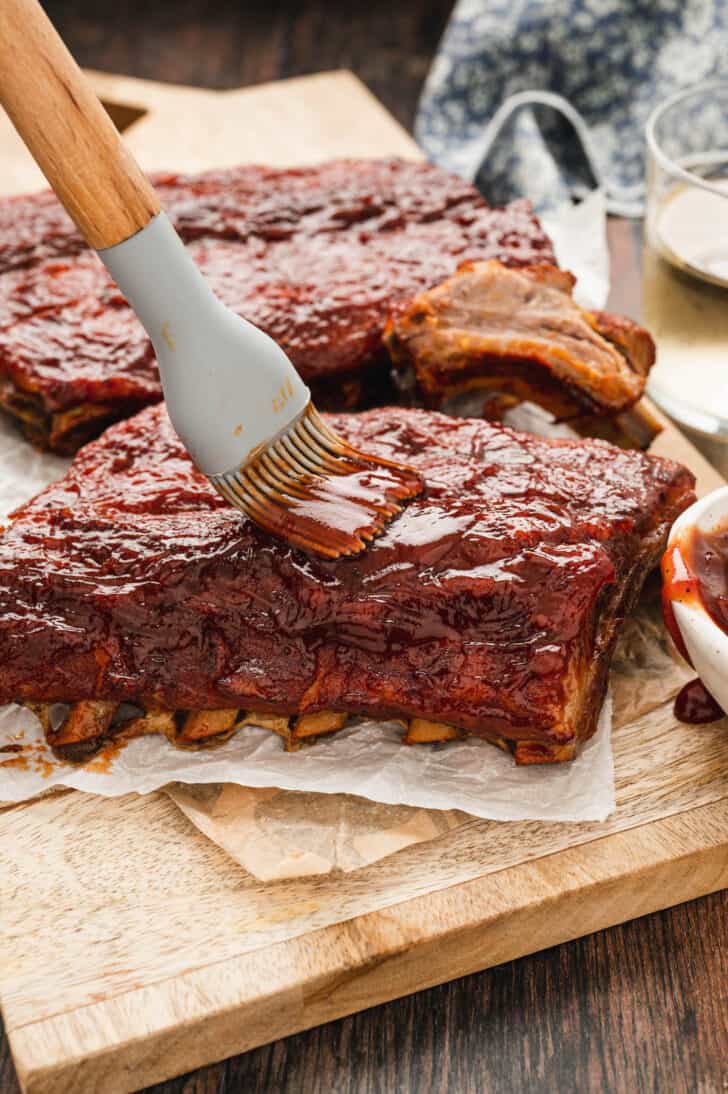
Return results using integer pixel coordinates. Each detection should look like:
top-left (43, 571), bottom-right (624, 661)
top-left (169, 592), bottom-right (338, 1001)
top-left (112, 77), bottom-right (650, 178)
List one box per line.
top-left (22, 700), bottom-right (575, 766)
top-left (404, 718), bottom-right (462, 744)
top-left (293, 711), bottom-right (348, 740)
top-left (47, 700), bottom-right (116, 748)
top-left (178, 708), bottom-right (239, 742)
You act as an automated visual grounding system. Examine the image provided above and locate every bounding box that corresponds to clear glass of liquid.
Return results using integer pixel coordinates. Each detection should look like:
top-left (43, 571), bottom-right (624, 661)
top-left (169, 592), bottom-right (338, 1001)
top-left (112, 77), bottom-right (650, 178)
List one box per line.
top-left (643, 80), bottom-right (728, 473)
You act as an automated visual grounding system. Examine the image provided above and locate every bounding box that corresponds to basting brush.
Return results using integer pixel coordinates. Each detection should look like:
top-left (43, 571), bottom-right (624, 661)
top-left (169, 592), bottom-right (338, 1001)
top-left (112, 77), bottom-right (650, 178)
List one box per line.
top-left (0, 0), bottom-right (423, 558)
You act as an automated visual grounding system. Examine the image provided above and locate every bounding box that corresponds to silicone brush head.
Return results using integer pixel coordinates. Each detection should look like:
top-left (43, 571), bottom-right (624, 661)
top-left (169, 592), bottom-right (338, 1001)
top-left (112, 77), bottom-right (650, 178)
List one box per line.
top-left (99, 214), bottom-right (422, 557)
top-left (210, 404), bottom-right (424, 558)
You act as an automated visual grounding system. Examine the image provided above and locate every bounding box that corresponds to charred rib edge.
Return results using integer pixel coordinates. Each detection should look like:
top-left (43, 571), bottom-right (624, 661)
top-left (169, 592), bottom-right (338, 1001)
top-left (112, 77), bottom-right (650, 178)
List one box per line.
top-left (18, 701), bottom-right (574, 765)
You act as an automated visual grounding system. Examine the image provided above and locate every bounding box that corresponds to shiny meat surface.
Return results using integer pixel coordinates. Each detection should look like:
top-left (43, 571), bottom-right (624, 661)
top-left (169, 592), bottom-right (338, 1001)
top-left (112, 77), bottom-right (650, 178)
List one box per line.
top-left (0, 405), bottom-right (694, 754)
top-left (386, 260), bottom-right (655, 415)
top-left (0, 159), bottom-right (554, 451)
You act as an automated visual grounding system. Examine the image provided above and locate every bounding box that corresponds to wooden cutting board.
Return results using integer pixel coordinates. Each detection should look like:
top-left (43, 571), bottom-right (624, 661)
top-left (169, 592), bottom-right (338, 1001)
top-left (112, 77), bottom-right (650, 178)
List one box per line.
top-left (1, 70), bottom-right (727, 1094)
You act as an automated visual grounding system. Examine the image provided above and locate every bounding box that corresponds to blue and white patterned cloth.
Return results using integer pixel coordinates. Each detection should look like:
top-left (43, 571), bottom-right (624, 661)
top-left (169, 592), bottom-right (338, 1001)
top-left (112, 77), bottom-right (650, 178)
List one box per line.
top-left (416, 0), bottom-right (728, 215)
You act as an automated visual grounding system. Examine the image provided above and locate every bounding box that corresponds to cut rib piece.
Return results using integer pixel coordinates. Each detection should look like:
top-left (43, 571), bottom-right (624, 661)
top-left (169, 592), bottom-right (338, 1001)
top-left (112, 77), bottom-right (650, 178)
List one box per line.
top-left (0, 405), bottom-right (694, 763)
top-left (385, 260), bottom-right (655, 418)
top-left (0, 159), bottom-right (554, 452)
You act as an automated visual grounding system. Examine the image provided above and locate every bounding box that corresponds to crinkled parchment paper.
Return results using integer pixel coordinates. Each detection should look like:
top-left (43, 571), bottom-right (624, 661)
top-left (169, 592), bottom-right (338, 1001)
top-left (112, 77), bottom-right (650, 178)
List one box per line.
top-left (0, 195), bottom-right (687, 879)
top-left (166, 784), bottom-right (466, 881)
top-left (0, 698), bottom-right (614, 816)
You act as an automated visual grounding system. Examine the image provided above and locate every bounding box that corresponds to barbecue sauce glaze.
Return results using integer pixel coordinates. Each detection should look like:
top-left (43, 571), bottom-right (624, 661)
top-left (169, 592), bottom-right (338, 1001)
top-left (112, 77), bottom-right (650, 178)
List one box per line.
top-left (662, 518), bottom-right (728, 724)
top-left (0, 406), bottom-right (695, 753)
top-left (0, 161), bottom-right (555, 454)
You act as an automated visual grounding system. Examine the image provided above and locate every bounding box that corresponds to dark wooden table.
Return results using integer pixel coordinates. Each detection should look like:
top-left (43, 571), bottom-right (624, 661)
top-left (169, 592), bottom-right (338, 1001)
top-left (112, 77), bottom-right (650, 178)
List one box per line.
top-left (1, 3), bottom-right (727, 1091)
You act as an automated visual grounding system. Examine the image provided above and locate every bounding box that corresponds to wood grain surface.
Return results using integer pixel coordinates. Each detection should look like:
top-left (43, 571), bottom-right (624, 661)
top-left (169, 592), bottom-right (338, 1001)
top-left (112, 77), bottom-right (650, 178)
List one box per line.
top-left (3, 886), bottom-right (724, 1094)
top-left (0, 4), bottom-right (726, 1093)
top-left (41, 0), bottom-right (454, 132)
top-left (0, 0), bottom-right (160, 247)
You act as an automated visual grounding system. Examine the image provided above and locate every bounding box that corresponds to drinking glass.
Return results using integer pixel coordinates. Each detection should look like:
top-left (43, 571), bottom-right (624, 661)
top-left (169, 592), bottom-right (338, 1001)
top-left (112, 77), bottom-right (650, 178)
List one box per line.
top-left (643, 81), bottom-right (728, 472)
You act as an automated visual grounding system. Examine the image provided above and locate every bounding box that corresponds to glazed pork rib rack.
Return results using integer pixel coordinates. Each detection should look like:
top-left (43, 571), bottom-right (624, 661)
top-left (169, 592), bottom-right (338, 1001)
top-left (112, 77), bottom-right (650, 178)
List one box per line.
top-left (0, 158), bottom-right (555, 453)
top-left (0, 405), bottom-right (694, 763)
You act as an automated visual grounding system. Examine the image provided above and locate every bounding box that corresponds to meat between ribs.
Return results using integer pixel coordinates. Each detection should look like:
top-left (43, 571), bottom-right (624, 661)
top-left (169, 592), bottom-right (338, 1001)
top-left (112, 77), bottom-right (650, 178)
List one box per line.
top-left (0, 405), bottom-right (695, 762)
top-left (386, 260), bottom-right (655, 417)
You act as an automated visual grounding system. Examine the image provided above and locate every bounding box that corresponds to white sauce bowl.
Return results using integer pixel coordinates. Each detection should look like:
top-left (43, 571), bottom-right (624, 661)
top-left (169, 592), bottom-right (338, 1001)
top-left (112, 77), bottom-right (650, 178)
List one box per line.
top-left (665, 485), bottom-right (728, 712)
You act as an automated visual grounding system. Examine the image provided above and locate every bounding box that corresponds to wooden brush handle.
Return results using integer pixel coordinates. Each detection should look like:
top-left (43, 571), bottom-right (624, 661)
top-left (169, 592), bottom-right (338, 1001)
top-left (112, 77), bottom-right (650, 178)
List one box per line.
top-left (0, 0), bottom-right (160, 249)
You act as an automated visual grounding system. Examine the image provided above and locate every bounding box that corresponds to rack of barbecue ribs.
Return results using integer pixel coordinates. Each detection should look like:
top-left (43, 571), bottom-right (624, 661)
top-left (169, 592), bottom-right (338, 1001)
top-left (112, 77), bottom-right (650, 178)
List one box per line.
top-left (0, 158), bottom-right (555, 453)
top-left (0, 404), bottom-right (694, 764)
top-left (385, 260), bottom-right (656, 422)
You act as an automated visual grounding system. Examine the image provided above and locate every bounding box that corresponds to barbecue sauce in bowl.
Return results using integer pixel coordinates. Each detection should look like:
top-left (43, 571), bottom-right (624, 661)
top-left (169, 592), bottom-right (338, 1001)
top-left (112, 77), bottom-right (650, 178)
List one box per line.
top-left (662, 517), bottom-right (728, 724)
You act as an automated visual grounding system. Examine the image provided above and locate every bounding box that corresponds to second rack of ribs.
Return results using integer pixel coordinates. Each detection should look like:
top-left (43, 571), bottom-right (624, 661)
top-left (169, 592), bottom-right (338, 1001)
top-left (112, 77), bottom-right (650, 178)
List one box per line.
top-left (0, 159), bottom-right (554, 452)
